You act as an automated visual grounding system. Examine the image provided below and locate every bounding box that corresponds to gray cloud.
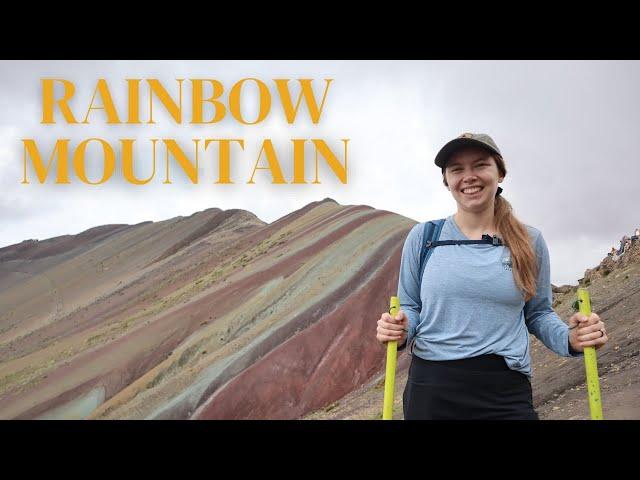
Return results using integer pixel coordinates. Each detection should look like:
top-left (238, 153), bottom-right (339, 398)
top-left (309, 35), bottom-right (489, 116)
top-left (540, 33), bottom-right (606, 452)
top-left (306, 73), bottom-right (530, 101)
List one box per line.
top-left (1, 60), bottom-right (638, 285)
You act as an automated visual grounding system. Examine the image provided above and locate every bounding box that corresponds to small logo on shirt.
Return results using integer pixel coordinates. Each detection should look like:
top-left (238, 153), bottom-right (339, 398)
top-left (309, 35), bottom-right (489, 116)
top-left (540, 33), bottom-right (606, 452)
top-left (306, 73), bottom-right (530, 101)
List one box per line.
top-left (502, 254), bottom-right (512, 271)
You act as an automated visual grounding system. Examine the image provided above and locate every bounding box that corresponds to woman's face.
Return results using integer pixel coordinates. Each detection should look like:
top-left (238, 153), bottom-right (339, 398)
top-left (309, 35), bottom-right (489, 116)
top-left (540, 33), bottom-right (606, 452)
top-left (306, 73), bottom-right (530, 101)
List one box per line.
top-left (444, 147), bottom-right (504, 213)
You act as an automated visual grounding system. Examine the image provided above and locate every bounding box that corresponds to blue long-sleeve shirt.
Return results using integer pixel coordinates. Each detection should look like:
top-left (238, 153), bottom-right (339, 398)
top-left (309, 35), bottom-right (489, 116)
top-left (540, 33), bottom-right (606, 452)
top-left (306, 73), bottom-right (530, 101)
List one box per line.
top-left (397, 214), bottom-right (583, 378)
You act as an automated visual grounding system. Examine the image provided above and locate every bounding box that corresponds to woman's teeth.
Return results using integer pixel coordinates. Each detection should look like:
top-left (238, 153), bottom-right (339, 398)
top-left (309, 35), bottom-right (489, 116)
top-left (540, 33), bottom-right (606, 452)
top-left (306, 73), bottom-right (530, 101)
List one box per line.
top-left (462, 186), bottom-right (483, 195)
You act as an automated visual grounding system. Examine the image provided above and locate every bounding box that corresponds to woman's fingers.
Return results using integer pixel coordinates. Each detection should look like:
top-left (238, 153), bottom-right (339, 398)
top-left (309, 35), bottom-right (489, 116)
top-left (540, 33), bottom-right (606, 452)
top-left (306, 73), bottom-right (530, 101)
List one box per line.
top-left (579, 333), bottom-right (608, 347)
top-left (570, 312), bottom-right (601, 328)
top-left (379, 333), bottom-right (404, 342)
top-left (382, 311), bottom-right (406, 322)
top-left (578, 324), bottom-right (608, 348)
top-left (378, 316), bottom-right (405, 331)
top-left (377, 311), bottom-right (408, 344)
top-left (377, 324), bottom-right (405, 337)
top-left (378, 325), bottom-right (404, 335)
top-left (578, 330), bottom-right (606, 341)
top-left (575, 314), bottom-right (608, 348)
top-left (577, 320), bottom-right (605, 337)
top-left (377, 332), bottom-right (405, 344)
top-left (583, 313), bottom-right (601, 326)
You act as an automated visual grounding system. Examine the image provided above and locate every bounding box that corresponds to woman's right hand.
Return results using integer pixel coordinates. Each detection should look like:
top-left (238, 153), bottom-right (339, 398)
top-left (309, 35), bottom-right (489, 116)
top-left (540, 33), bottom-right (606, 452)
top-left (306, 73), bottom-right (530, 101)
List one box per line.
top-left (376, 310), bottom-right (408, 345)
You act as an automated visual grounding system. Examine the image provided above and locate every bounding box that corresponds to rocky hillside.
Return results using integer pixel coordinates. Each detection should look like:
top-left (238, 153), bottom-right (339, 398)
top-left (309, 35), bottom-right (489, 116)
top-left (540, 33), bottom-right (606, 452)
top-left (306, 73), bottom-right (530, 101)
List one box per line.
top-left (2, 202), bottom-right (637, 420)
top-left (0, 198), bottom-right (414, 419)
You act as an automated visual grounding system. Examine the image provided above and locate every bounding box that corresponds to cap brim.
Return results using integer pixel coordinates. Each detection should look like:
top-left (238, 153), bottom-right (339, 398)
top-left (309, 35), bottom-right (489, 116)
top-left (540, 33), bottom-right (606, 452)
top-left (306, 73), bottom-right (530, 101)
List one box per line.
top-left (434, 138), bottom-right (500, 168)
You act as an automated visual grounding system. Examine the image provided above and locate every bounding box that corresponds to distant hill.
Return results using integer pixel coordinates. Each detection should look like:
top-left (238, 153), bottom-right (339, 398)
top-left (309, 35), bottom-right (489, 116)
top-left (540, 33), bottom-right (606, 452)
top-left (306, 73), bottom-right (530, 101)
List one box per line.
top-left (0, 198), bottom-right (415, 419)
top-left (1, 202), bottom-right (637, 420)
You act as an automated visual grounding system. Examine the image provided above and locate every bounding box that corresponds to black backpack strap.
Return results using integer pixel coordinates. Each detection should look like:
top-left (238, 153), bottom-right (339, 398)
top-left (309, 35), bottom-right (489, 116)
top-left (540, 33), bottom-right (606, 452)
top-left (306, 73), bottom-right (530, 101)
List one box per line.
top-left (419, 224), bottom-right (503, 285)
top-left (429, 235), bottom-right (504, 247)
top-left (407, 220), bottom-right (502, 355)
top-left (418, 219), bottom-right (445, 286)
top-left (403, 219), bottom-right (445, 354)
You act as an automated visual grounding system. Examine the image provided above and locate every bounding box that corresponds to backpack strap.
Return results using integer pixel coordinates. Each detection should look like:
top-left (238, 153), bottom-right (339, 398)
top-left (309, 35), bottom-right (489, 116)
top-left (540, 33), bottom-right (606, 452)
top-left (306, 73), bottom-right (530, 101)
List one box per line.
top-left (407, 220), bottom-right (503, 355)
top-left (402, 219), bottom-right (445, 354)
top-left (429, 235), bottom-right (504, 247)
top-left (418, 222), bottom-right (504, 293)
top-left (418, 219), bottom-right (446, 290)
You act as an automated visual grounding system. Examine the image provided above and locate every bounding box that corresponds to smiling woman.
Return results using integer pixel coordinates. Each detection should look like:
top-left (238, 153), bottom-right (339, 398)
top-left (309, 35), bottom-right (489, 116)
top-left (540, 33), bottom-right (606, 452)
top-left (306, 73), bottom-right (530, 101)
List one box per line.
top-left (377, 132), bottom-right (608, 420)
top-left (21, 137), bottom-right (349, 185)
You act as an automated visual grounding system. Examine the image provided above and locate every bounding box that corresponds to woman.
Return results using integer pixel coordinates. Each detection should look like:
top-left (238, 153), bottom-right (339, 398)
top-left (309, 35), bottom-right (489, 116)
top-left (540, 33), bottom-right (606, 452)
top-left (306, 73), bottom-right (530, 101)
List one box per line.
top-left (375, 132), bottom-right (609, 420)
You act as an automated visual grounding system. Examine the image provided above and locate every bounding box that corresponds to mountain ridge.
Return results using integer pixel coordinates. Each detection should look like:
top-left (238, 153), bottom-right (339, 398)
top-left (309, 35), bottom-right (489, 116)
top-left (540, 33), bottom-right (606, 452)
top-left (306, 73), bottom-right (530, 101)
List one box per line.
top-left (1, 202), bottom-right (637, 420)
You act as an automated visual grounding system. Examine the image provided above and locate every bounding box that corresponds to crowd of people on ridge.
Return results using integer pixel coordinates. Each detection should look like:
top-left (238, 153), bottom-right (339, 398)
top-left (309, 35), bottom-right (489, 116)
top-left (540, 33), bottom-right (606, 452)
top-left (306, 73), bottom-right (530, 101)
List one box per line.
top-left (608, 227), bottom-right (640, 261)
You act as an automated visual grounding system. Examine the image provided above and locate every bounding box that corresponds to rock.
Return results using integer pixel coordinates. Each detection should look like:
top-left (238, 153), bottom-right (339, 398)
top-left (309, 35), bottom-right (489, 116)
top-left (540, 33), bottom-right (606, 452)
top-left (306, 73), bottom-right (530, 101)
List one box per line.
top-left (552, 284), bottom-right (575, 294)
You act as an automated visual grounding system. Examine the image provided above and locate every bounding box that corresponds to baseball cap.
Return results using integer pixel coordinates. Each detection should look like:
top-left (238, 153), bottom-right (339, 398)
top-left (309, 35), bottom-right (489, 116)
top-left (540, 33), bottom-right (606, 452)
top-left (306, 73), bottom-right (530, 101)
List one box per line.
top-left (434, 132), bottom-right (502, 168)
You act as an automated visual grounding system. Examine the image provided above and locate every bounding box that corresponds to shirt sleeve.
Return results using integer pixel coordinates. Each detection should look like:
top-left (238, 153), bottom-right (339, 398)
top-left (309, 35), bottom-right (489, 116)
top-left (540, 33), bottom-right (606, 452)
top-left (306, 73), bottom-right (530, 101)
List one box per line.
top-left (396, 223), bottom-right (423, 352)
top-left (523, 229), bottom-right (584, 358)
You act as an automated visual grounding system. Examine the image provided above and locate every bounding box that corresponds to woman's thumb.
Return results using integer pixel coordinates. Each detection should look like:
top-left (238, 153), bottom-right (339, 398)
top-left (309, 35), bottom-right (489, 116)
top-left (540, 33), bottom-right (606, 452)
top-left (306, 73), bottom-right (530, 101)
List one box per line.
top-left (569, 313), bottom-right (585, 327)
top-left (568, 314), bottom-right (578, 327)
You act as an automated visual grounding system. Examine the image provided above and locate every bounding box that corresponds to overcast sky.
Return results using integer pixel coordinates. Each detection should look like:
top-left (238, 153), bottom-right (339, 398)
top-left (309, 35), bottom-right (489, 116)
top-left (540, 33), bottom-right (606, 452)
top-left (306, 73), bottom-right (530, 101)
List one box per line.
top-left (1, 60), bottom-right (638, 285)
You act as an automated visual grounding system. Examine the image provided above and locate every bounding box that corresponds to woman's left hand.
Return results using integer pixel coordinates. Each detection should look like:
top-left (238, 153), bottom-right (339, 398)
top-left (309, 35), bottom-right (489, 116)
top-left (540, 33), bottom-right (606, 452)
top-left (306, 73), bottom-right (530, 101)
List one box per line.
top-left (568, 312), bottom-right (608, 352)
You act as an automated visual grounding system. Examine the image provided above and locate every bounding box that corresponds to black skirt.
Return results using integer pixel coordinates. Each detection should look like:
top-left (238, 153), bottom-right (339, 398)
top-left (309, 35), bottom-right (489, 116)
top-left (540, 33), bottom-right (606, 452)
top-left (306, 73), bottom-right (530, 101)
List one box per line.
top-left (403, 353), bottom-right (539, 420)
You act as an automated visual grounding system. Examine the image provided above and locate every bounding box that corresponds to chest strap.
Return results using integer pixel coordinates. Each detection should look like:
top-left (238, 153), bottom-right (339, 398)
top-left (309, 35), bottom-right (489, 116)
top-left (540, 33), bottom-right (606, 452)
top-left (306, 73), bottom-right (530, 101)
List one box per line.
top-left (426, 234), bottom-right (504, 248)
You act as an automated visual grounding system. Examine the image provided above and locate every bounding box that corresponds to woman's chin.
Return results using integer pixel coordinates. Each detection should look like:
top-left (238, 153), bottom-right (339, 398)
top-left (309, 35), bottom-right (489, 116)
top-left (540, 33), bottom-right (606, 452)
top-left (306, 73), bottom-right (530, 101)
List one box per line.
top-left (457, 196), bottom-right (492, 210)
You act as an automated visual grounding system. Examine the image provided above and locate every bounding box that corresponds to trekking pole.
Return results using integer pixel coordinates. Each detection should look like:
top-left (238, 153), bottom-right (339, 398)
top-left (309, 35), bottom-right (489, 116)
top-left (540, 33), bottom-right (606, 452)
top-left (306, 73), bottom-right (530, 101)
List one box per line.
top-left (382, 296), bottom-right (400, 420)
top-left (576, 288), bottom-right (604, 420)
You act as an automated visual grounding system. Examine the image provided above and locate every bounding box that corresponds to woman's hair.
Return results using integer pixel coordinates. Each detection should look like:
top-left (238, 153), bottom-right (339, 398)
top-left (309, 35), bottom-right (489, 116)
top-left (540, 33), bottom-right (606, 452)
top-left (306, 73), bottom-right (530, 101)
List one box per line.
top-left (442, 152), bottom-right (539, 302)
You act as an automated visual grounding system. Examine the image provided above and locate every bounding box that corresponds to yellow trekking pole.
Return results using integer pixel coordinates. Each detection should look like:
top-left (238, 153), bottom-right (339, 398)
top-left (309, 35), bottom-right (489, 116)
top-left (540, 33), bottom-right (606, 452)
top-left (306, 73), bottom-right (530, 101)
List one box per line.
top-left (383, 296), bottom-right (400, 420)
top-left (577, 288), bottom-right (604, 420)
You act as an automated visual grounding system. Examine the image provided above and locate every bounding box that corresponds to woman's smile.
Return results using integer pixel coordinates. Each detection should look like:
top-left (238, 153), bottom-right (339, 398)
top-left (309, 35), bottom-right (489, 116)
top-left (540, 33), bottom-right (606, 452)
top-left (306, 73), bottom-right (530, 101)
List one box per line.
top-left (461, 185), bottom-right (484, 196)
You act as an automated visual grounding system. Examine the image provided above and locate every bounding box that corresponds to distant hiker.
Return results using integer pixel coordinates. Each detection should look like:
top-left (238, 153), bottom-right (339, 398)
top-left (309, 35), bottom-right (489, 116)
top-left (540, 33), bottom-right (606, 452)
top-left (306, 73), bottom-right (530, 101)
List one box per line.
top-left (376, 132), bottom-right (608, 420)
top-left (609, 246), bottom-right (617, 256)
top-left (632, 228), bottom-right (640, 243)
top-left (618, 235), bottom-right (629, 255)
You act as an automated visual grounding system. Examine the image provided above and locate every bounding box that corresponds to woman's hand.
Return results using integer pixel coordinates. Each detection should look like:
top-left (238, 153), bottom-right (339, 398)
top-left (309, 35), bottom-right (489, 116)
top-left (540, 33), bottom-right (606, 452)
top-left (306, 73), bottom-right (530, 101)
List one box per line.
top-left (568, 312), bottom-right (608, 352)
top-left (376, 310), bottom-right (408, 345)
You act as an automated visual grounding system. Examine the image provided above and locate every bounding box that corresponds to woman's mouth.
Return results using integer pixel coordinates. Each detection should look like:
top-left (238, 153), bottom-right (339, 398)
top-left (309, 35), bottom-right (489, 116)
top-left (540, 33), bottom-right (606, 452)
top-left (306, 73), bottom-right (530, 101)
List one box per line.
top-left (461, 186), bottom-right (483, 196)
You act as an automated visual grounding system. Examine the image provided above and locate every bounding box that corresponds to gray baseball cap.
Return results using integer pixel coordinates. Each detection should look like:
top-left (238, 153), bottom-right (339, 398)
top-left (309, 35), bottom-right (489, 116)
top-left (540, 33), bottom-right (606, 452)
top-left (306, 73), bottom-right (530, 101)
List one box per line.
top-left (434, 132), bottom-right (502, 168)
